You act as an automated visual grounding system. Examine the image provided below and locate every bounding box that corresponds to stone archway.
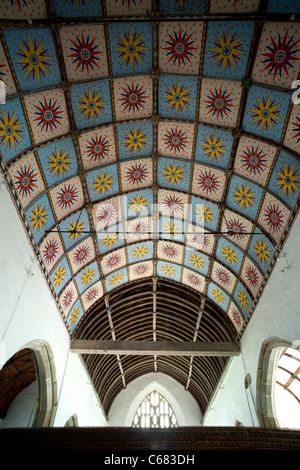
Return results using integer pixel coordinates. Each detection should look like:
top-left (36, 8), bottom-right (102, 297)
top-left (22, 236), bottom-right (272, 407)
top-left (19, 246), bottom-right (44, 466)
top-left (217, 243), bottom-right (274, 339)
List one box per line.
top-left (256, 337), bottom-right (291, 428)
top-left (22, 340), bottom-right (58, 427)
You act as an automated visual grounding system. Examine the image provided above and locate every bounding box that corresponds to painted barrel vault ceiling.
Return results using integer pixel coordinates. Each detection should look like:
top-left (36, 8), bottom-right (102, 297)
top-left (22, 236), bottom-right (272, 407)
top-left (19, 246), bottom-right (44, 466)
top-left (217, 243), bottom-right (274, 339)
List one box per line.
top-left (0, 0), bottom-right (299, 416)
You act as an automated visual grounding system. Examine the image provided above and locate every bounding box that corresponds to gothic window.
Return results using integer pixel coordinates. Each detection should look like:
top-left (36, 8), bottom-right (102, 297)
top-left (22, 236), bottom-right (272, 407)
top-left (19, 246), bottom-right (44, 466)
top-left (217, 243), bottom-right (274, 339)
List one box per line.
top-left (274, 347), bottom-right (300, 429)
top-left (132, 391), bottom-right (178, 428)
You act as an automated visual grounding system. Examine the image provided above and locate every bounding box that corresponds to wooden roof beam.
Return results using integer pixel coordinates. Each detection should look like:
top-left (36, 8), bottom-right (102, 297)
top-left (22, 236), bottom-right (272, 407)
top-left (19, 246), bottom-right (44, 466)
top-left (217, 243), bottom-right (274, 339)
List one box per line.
top-left (70, 340), bottom-right (240, 357)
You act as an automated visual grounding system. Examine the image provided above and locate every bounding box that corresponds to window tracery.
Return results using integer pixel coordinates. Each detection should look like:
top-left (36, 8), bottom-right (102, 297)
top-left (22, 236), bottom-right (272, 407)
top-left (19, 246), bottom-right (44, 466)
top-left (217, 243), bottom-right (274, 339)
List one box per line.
top-left (132, 391), bottom-right (178, 428)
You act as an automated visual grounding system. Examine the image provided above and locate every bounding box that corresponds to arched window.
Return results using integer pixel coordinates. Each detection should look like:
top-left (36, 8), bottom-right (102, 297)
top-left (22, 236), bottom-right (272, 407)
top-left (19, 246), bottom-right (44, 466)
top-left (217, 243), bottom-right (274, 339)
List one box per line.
top-left (274, 347), bottom-right (300, 429)
top-left (132, 391), bottom-right (178, 428)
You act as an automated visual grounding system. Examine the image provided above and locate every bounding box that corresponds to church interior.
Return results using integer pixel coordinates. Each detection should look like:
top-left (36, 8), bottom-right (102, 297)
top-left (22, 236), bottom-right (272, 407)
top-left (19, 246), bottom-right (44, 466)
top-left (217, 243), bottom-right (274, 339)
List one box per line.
top-left (0, 0), bottom-right (300, 451)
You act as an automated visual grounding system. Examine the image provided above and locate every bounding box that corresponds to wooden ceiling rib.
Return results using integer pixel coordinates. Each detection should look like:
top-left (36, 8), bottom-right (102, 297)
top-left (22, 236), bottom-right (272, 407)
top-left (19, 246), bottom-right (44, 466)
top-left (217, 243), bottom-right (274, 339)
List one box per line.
top-left (77, 278), bottom-right (236, 415)
top-left (0, 0), bottom-right (299, 421)
top-left (0, 349), bottom-right (36, 419)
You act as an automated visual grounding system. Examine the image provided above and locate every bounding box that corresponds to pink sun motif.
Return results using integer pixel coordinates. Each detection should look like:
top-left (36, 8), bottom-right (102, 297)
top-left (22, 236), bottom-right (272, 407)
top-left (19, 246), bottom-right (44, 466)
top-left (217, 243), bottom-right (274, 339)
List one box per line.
top-left (14, 164), bottom-right (38, 199)
top-left (163, 195), bottom-right (184, 215)
top-left (197, 169), bottom-right (220, 196)
top-left (73, 244), bottom-right (90, 265)
top-left (130, 220), bottom-right (149, 238)
top-left (191, 232), bottom-right (210, 249)
top-left (126, 162), bottom-right (149, 186)
top-left (96, 203), bottom-right (117, 225)
top-left (56, 183), bottom-right (79, 210)
top-left (204, 86), bottom-right (234, 120)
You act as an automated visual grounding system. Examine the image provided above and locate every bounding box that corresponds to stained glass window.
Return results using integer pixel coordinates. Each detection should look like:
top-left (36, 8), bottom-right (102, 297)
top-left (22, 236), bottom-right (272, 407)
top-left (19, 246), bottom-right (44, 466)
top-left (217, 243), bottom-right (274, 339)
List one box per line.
top-left (132, 391), bottom-right (178, 428)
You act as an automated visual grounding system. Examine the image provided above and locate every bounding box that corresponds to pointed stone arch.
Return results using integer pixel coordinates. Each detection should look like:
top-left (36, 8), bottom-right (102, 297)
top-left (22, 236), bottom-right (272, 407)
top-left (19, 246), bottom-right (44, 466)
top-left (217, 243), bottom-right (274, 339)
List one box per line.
top-left (22, 340), bottom-right (58, 427)
top-left (256, 337), bottom-right (291, 428)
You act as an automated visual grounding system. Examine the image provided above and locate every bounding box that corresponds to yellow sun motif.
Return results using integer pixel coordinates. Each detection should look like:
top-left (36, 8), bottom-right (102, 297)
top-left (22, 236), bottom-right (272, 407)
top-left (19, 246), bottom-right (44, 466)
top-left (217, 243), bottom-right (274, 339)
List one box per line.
top-left (76, 88), bottom-right (106, 121)
top-left (209, 28), bottom-right (245, 71)
top-left (237, 289), bottom-right (249, 310)
top-left (0, 108), bottom-right (24, 150)
top-left (189, 253), bottom-right (206, 269)
top-left (200, 134), bottom-right (228, 162)
top-left (253, 238), bottom-right (271, 265)
top-left (16, 34), bottom-right (53, 82)
top-left (128, 194), bottom-right (149, 215)
top-left (162, 162), bottom-right (186, 185)
top-left (250, 95), bottom-right (282, 131)
top-left (80, 267), bottom-right (95, 286)
top-left (162, 81), bottom-right (193, 113)
top-left (161, 263), bottom-right (176, 276)
top-left (114, 28), bottom-right (148, 69)
top-left (194, 204), bottom-right (215, 225)
top-left (232, 183), bottom-right (256, 210)
top-left (52, 265), bottom-right (67, 288)
top-left (46, 147), bottom-right (73, 178)
top-left (109, 272), bottom-right (124, 286)
top-left (163, 220), bottom-right (180, 237)
top-left (101, 233), bottom-right (119, 248)
top-left (29, 203), bottom-right (49, 233)
top-left (122, 127), bottom-right (149, 154)
top-left (275, 164), bottom-right (300, 198)
top-left (91, 171), bottom-right (114, 195)
top-left (66, 218), bottom-right (86, 241)
top-left (69, 307), bottom-right (80, 325)
top-left (220, 245), bottom-right (238, 265)
top-left (212, 287), bottom-right (225, 304)
top-left (132, 244), bottom-right (149, 259)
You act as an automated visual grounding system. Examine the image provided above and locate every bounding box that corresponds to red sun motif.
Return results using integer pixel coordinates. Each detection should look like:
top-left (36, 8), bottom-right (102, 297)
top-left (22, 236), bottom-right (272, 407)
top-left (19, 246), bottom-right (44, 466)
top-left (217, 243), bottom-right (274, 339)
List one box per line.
top-left (197, 169), bottom-right (220, 196)
top-left (73, 244), bottom-right (91, 265)
top-left (163, 27), bottom-right (197, 69)
top-left (68, 33), bottom-right (102, 74)
top-left (162, 127), bottom-right (188, 153)
top-left (56, 183), bottom-right (79, 210)
top-left (204, 87), bottom-right (234, 120)
top-left (264, 203), bottom-right (284, 233)
top-left (240, 145), bottom-right (268, 176)
top-left (119, 82), bottom-right (149, 113)
top-left (34, 97), bottom-right (63, 132)
top-left (85, 134), bottom-right (111, 162)
top-left (126, 162), bottom-right (149, 185)
top-left (261, 31), bottom-right (300, 80)
top-left (14, 164), bottom-right (38, 199)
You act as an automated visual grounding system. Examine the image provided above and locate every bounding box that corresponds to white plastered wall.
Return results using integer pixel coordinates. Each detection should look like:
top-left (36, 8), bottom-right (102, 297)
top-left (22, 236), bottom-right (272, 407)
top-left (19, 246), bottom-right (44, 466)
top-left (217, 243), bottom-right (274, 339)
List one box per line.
top-left (108, 372), bottom-right (202, 426)
top-left (203, 209), bottom-right (300, 427)
top-left (0, 183), bottom-right (107, 427)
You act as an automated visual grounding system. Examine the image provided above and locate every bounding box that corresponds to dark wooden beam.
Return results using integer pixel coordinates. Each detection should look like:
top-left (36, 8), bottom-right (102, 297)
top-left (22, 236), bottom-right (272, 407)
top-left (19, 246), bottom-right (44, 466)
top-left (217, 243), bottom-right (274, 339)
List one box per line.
top-left (70, 340), bottom-right (240, 357)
